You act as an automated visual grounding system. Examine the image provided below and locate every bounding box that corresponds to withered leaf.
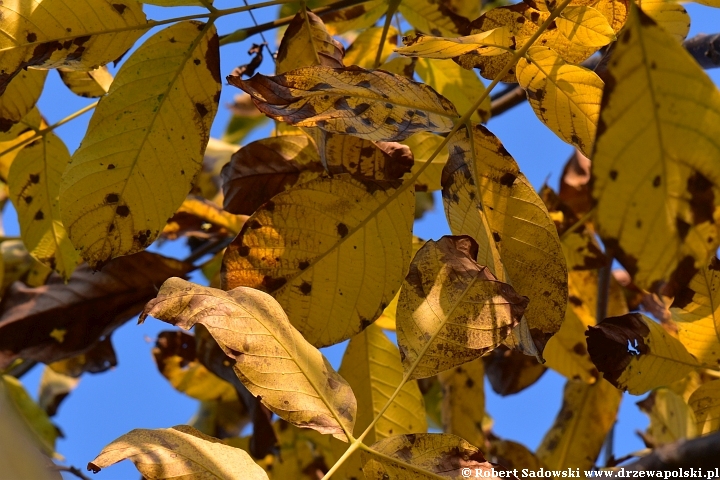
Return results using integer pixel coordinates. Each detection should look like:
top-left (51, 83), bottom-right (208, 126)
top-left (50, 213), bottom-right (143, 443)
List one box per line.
top-left (0, 252), bottom-right (192, 370)
top-left (483, 346), bottom-right (546, 395)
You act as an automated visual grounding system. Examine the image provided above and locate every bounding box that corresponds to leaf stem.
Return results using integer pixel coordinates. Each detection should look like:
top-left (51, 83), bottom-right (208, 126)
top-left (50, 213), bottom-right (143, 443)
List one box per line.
top-left (559, 206), bottom-right (596, 241)
top-left (374, 0), bottom-right (402, 68)
top-left (322, 1), bottom-right (575, 477)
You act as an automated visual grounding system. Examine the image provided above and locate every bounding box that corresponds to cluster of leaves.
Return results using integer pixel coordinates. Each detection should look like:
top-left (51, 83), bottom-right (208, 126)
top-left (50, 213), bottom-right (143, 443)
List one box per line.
top-left (2, 0), bottom-right (720, 478)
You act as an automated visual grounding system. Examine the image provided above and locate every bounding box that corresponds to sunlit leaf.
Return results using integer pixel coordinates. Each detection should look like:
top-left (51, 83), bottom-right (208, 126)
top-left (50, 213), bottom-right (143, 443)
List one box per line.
top-left (320, 0), bottom-right (387, 35)
top-left (586, 313), bottom-right (700, 394)
top-left (556, 5), bottom-right (617, 47)
top-left (38, 365), bottom-right (79, 417)
top-left (0, 108), bottom-right (43, 181)
top-left (60, 21), bottom-right (221, 268)
top-left (396, 236), bottom-right (528, 379)
top-left (688, 379), bottom-right (720, 435)
top-left (399, 0), bottom-right (472, 37)
top-left (276, 9), bottom-right (344, 74)
top-left (141, 278), bottom-right (358, 440)
top-left (395, 28), bottom-right (515, 58)
top-left (344, 26), bottom-right (399, 69)
top-left (639, 0), bottom-right (690, 42)
top-left (9, 132), bottom-right (80, 279)
top-left (230, 66), bottom-right (459, 142)
top-left (222, 175), bottom-right (414, 348)
top-left (516, 46), bottom-right (603, 155)
top-left (162, 196), bottom-right (246, 240)
top-left (591, 6), bottom-right (720, 294)
top-left (88, 424), bottom-right (269, 479)
top-left (442, 124), bottom-right (568, 354)
top-left (438, 360), bottom-right (486, 446)
top-left (0, 375), bottom-right (58, 457)
top-left (537, 379), bottom-right (621, 469)
top-left (0, 69), bottom-right (47, 133)
top-left (57, 66), bottom-right (113, 98)
top-left (637, 387), bottom-right (697, 447)
top-left (402, 132), bottom-right (449, 191)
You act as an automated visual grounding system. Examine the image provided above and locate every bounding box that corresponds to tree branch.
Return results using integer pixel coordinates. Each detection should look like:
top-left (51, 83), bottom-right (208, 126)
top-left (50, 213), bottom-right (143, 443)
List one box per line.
top-left (489, 32), bottom-right (720, 118)
top-left (621, 431), bottom-right (720, 470)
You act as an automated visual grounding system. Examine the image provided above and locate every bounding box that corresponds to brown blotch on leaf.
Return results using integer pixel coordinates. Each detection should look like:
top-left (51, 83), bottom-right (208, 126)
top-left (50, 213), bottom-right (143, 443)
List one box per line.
top-left (34, 211), bottom-right (44, 221)
top-left (687, 171), bottom-right (715, 225)
top-left (205, 33), bottom-right (222, 85)
top-left (29, 174), bottom-right (40, 184)
top-left (499, 172), bottom-right (516, 187)
top-left (653, 175), bottom-right (661, 187)
top-left (572, 342), bottom-right (587, 355)
top-left (568, 295), bottom-right (582, 306)
top-left (135, 229), bottom-right (152, 247)
top-left (237, 245), bottom-right (250, 257)
top-left (492, 231), bottom-right (501, 242)
top-left (264, 200), bottom-right (275, 212)
top-left (116, 205), bottom-right (130, 217)
top-left (27, 32), bottom-right (37, 43)
top-left (248, 220), bottom-right (262, 229)
top-left (299, 281), bottom-right (312, 295)
top-left (107, 164), bottom-right (115, 170)
top-left (676, 217), bottom-right (691, 241)
top-left (298, 260), bottom-right (310, 270)
top-left (24, 196), bottom-right (33, 204)
top-left (195, 103), bottom-right (209, 117)
top-left (337, 222), bottom-right (349, 238)
top-left (105, 193), bottom-right (120, 204)
top-left (112, 3), bottom-right (127, 14)
top-left (262, 275), bottom-right (287, 292)
top-left (660, 255), bottom-right (698, 298)
top-left (193, 58), bottom-right (200, 65)
top-left (609, 170), bottom-right (618, 180)
top-left (586, 313), bottom-right (650, 389)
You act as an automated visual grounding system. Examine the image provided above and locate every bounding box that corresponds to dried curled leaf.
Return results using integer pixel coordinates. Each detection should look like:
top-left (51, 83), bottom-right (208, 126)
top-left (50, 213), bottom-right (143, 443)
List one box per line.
top-left (591, 7), bottom-right (720, 295)
top-left (60, 21), bottom-right (221, 268)
top-left (395, 28), bottom-right (515, 58)
top-left (88, 424), bottom-right (268, 479)
top-left (361, 433), bottom-right (501, 480)
top-left (586, 313), bottom-right (699, 394)
top-left (229, 66), bottom-right (459, 141)
top-left (222, 175), bottom-right (414, 348)
top-left (396, 236), bottom-right (528, 379)
top-left (141, 278), bottom-right (357, 440)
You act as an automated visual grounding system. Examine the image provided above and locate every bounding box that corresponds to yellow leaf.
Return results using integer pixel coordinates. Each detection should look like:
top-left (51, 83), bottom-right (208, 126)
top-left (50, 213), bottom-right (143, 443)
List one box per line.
top-left (0, 375), bottom-right (59, 458)
top-left (60, 21), bottom-right (221, 268)
top-left (0, 0), bottom-right (147, 93)
top-left (0, 69), bottom-right (47, 133)
top-left (586, 313), bottom-right (700, 394)
top-left (276, 9), bottom-right (344, 74)
top-left (141, 277), bottom-right (358, 440)
top-left (361, 433), bottom-right (494, 479)
top-left (639, 0), bottom-right (690, 42)
top-left (688, 379), bottom-right (720, 435)
top-left (402, 132), bottom-right (449, 191)
top-left (637, 387), bottom-right (697, 446)
top-left (58, 66), bottom-right (113, 98)
top-left (691, 0), bottom-right (720, 6)
top-left (321, 0), bottom-right (387, 36)
top-left (415, 58), bottom-right (491, 123)
top-left (331, 324), bottom-right (427, 478)
top-left (38, 365), bottom-right (79, 416)
top-left (0, 108), bottom-right (44, 180)
top-left (438, 360), bottom-right (486, 447)
top-left (88, 424), bottom-right (269, 479)
top-left (670, 257), bottom-right (720, 366)
top-left (396, 236), bottom-right (528, 379)
top-left (344, 26), bottom-right (399, 69)
top-left (222, 175), bottom-right (414, 348)
top-left (9, 132), bottom-right (80, 279)
top-left (543, 307), bottom-right (599, 383)
top-left (557, 5), bottom-right (617, 47)
top-left (454, 4), bottom-right (605, 82)
top-left (517, 46), bottom-right (603, 155)
top-left (379, 56), bottom-right (416, 77)
top-left (395, 28), bottom-right (515, 58)
top-left (230, 66), bottom-right (459, 142)
top-left (153, 330), bottom-right (238, 402)
top-left (591, 6), bottom-right (720, 294)
top-left (399, 0), bottom-right (472, 37)
top-left (162, 196), bottom-right (246, 240)
top-left (442, 124), bottom-right (568, 355)
top-left (490, 439), bottom-right (547, 470)
top-left (189, 399), bottom-right (249, 440)
top-left (537, 379), bottom-right (621, 469)
top-left (268, 420), bottom-right (336, 479)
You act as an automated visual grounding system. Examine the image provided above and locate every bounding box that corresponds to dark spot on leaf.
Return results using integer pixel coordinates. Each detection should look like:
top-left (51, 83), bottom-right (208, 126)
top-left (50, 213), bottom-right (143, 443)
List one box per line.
top-left (492, 231), bottom-right (501, 242)
top-left (299, 260), bottom-right (310, 270)
top-left (518, 15), bottom-right (528, 23)
top-left (262, 275), bottom-right (287, 292)
top-left (108, 224), bottom-right (115, 233)
top-left (194, 58), bottom-right (200, 65)
top-left (299, 281), bottom-right (312, 295)
top-left (569, 295), bottom-right (582, 306)
top-left (34, 210), bottom-right (44, 220)
top-left (356, 80), bottom-right (372, 88)
top-left (384, 117), bottom-right (396, 125)
top-left (107, 164), bottom-right (115, 170)
top-left (264, 200), bottom-right (275, 212)
top-left (609, 170), bottom-right (618, 180)
top-left (195, 103), bottom-right (209, 117)
top-left (676, 217), bottom-right (691, 240)
top-left (465, 377), bottom-right (475, 388)
top-left (337, 222), bottom-right (349, 238)
top-left (105, 193), bottom-right (119, 204)
top-left (237, 245), bottom-right (250, 257)
top-left (687, 171), bottom-right (715, 225)
top-left (249, 220), bottom-right (262, 229)
top-left (27, 32), bottom-right (37, 43)
top-left (499, 172), bottom-right (516, 187)
top-left (29, 174), bottom-right (40, 184)
top-left (116, 205), bottom-right (130, 217)
top-left (136, 229), bottom-right (151, 246)
top-left (112, 3), bottom-right (127, 14)
top-left (345, 125), bottom-right (358, 133)
top-left (169, 37), bottom-right (177, 43)
top-left (653, 175), bottom-right (661, 187)
top-left (572, 342), bottom-right (587, 355)
top-left (24, 196), bottom-right (32, 204)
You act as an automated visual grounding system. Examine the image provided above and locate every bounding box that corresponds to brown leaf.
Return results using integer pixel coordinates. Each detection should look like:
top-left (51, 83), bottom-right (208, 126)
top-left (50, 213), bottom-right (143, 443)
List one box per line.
top-left (559, 149), bottom-right (593, 217)
top-left (232, 43), bottom-right (265, 78)
top-left (48, 337), bottom-right (118, 377)
top-left (0, 252), bottom-right (192, 369)
top-left (483, 345), bottom-right (546, 395)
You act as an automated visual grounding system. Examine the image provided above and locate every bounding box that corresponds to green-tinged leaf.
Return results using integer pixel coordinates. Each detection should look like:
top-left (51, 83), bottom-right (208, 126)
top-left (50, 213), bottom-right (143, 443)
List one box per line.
top-left (141, 278), bottom-right (357, 440)
top-left (9, 132), bottom-right (80, 279)
top-left (0, 69), bottom-right (47, 132)
top-left (230, 66), bottom-right (459, 142)
top-left (57, 66), bottom-right (113, 98)
top-left (60, 21), bottom-right (221, 268)
top-left (38, 365), bottom-right (79, 417)
top-left (516, 46), bottom-right (603, 156)
top-left (438, 360), bottom-right (486, 446)
top-left (1, 375), bottom-right (58, 457)
top-left (361, 433), bottom-right (495, 479)
top-left (671, 257), bottom-right (720, 366)
top-left (415, 58), bottom-right (491, 123)
top-left (0, 0), bottom-right (147, 93)
top-left (537, 379), bottom-right (621, 469)
top-left (688, 379), bottom-right (720, 434)
top-left (587, 313), bottom-right (700, 394)
top-left (442, 123), bottom-right (568, 355)
top-left (399, 0), bottom-right (472, 37)
top-left (344, 27), bottom-right (399, 69)
top-left (637, 388), bottom-right (697, 446)
top-left (557, 5), bottom-right (617, 47)
top-left (639, 0), bottom-right (690, 42)
top-left (222, 175), bottom-right (414, 348)
top-left (276, 9), bottom-right (344, 74)
top-left (88, 424), bottom-right (269, 479)
top-left (396, 236), bottom-right (528, 379)
top-left (153, 330), bottom-right (238, 402)
top-left (396, 28), bottom-right (515, 58)
top-left (591, 6), bottom-right (720, 294)
top-left (331, 324), bottom-right (427, 478)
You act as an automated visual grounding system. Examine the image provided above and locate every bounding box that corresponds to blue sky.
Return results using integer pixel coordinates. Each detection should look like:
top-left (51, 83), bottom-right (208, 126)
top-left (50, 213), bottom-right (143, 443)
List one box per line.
top-left (9, 1), bottom-right (720, 477)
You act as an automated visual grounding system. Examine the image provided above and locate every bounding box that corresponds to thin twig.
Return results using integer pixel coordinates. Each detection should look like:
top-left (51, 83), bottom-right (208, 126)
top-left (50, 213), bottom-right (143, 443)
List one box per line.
top-left (53, 465), bottom-right (92, 480)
